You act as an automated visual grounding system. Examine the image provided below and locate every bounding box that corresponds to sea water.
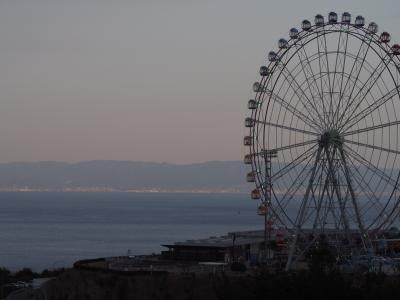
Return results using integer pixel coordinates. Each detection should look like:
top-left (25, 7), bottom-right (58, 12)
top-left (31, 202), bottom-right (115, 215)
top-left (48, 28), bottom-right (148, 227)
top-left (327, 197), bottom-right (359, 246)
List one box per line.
top-left (0, 192), bottom-right (262, 271)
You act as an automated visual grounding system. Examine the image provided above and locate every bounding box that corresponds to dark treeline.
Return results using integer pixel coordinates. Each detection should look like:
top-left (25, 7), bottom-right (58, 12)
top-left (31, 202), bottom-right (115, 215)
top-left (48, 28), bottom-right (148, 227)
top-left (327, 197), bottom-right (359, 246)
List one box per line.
top-left (0, 267), bottom-right (64, 298)
top-left (0, 267), bottom-right (64, 283)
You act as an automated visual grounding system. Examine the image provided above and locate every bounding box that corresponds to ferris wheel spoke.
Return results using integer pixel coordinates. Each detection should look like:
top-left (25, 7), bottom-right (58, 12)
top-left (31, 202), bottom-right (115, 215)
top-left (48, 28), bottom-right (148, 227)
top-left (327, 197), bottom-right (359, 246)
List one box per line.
top-left (314, 32), bottom-right (332, 128)
top-left (272, 145), bottom-right (318, 180)
top-left (342, 164), bottom-right (385, 231)
top-left (341, 86), bottom-right (400, 132)
top-left (295, 47), bottom-right (326, 124)
top-left (264, 90), bottom-right (321, 131)
top-left (337, 55), bottom-right (390, 130)
top-left (343, 120), bottom-right (400, 136)
top-left (341, 149), bottom-right (384, 207)
top-left (263, 188), bottom-right (290, 229)
top-left (344, 151), bottom-right (386, 211)
top-left (277, 149), bottom-right (317, 205)
top-left (334, 28), bottom-right (351, 127)
top-left (334, 32), bottom-right (372, 127)
top-left (267, 203), bottom-right (290, 229)
top-left (276, 64), bottom-right (327, 128)
top-left (340, 52), bottom-right (388, 115)
top-left (297, 37), bottom-right (327, 119)
top-left (329, 29), bottom-right (348, 128)
top-left (375, 190), bottom-right (400, 230)
top-left (344, 138), bottom-right (400, 156)
top-left (341, 37), bottom-right (372, 112)
top-left (297, 41), bottom-right (325, 115)
top-left (256, 120), bottom-right (319, 136)
top-left (343, 144), bottom-right (399, 188)
top-left (318, 31), bottom-right (334, 126)
top-left (272, 148), bottom-right (319, 228)
top-left (271, 188), bottom-right (297, 228)
top-left (270, 165), bottom-right (314, 228)
top-left (330, 31), bottom-right (343, 104)
top-left (264, 139), bottom-right (318, 153)
top-left (345, 148), bottom-right (400, 231)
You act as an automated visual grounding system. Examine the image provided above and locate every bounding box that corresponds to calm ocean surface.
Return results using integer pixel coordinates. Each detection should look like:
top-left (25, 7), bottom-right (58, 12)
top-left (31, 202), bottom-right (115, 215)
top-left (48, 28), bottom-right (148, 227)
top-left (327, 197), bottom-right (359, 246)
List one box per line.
top-left (0, 192), bottom-right (262, 271)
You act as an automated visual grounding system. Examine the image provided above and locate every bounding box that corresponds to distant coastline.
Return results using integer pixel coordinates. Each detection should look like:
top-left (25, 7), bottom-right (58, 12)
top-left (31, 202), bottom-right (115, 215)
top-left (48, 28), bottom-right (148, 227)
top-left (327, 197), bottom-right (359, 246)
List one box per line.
top-left (0, 187), bottom-right (247, 194)
top-left (0, 160), bottom-right (250, 193)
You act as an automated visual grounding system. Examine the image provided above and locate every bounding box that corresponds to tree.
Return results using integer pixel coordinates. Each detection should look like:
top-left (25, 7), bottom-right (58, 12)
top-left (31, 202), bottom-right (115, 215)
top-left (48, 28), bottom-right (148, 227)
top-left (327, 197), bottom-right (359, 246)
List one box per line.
top-left (305, 234), bottom-right (335, 274)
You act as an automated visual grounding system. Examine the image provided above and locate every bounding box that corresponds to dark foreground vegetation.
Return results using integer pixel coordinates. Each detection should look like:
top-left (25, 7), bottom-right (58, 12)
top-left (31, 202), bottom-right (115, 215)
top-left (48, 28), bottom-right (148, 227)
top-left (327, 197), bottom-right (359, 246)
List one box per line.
top-left (219, 270), bottom-right (400, 300)
top-left (3, 241), bottom-right (400, 300)
top-left (32, 267), bottom-right (400, 300)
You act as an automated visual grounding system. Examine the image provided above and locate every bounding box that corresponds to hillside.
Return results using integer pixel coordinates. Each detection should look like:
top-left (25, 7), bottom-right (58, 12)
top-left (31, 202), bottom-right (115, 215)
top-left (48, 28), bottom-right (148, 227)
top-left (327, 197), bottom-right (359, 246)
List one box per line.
top-left (0, 160), bottom-right (250, 192)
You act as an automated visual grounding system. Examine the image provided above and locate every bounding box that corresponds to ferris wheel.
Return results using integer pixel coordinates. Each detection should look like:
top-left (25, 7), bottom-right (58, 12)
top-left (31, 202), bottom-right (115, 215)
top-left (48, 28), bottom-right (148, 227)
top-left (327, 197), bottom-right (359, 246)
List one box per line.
top-left (244, 12), bottom-right (400, 270)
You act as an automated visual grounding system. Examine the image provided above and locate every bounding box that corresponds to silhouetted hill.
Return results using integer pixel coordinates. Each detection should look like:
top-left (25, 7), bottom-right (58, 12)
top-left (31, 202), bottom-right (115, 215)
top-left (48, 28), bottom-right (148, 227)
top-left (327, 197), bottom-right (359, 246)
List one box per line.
top-left (0, 160), bottom-right (392, 193)
top-left (0, 160), bottom-right (250, 192)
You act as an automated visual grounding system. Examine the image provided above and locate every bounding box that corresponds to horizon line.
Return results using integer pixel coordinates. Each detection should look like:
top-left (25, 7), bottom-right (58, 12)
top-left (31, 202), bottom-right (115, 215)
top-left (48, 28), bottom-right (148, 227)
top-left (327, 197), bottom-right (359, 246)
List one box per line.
top-left (0, 159), bottom-right (244, 166)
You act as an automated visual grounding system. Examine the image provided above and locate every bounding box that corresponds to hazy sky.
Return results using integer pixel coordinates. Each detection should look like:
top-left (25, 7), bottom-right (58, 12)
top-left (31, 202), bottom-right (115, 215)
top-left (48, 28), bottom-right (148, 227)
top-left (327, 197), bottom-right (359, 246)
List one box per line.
top-left (0, 0), bottom-right (399, 164)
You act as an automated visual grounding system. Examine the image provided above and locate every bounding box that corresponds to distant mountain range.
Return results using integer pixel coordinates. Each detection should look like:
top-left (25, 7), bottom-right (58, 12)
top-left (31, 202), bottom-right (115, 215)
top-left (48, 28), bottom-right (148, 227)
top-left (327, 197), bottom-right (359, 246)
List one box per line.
top-left (0, 160), bottom-right (251, 193)
top-left (0, 160), bottom-right (393, 194)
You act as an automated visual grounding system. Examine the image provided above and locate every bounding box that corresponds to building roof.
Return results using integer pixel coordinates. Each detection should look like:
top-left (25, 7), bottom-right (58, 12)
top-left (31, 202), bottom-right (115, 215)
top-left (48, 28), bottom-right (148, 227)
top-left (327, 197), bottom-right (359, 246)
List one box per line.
top-left (162, 228), bottom-right (370, 250)
top-left (162, 235), bottom-right (264, 249)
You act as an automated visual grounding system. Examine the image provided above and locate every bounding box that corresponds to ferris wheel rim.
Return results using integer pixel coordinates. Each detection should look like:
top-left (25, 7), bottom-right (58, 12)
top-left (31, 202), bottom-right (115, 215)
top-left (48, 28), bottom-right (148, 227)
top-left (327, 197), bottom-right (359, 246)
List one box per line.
top-left (246, 14), bottom-right (400, 234)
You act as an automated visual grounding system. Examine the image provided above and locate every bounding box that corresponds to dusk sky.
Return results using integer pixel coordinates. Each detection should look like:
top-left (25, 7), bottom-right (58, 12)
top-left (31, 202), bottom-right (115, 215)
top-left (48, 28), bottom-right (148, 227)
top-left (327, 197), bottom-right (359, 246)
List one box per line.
top-left (0, 0), bottom-right (399, 164)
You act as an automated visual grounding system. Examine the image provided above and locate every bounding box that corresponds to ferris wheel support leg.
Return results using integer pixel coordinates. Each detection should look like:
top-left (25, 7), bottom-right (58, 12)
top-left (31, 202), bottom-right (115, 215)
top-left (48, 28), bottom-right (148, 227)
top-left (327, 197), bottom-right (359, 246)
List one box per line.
top-left (285, 146), bottom-right (323, 271)
top-left (338, 147), bottom-right (373, 253)
top-left (312, 171), bottom-right (330, 231)
top-left (325, 146), bottom-right (353, 248)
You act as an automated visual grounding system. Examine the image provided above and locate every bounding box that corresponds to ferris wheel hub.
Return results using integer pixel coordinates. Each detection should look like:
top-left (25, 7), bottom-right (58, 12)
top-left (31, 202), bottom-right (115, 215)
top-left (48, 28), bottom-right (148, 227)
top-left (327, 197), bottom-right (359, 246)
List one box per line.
top-left (319, 129), bottom-right (343, 147)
